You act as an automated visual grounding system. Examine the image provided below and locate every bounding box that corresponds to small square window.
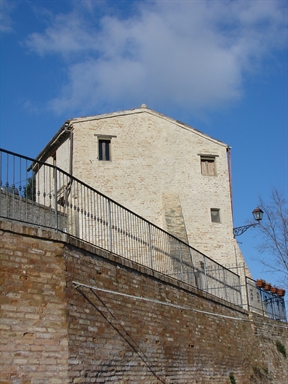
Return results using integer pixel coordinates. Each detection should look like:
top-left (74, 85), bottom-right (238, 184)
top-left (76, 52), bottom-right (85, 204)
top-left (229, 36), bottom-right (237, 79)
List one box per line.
top-left (98, 139), bottom-right (111, 161)
top-left (211, 208), bottom-right (220, 223)
top-left (201, 157), bottom-right (216, 176)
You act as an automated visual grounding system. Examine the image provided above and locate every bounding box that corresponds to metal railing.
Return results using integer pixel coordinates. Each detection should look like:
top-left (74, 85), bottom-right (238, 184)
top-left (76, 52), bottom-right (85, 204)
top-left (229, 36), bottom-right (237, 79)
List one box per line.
top-left (246, 277), bottom-right (286, 321)
top-left (1, 148), bottom-right (242, 306)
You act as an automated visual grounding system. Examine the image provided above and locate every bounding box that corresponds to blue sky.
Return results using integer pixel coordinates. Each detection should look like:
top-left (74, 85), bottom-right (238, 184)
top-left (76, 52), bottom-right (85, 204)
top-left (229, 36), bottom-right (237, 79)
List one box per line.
top-left (0, 0), bottom-right (287, 285)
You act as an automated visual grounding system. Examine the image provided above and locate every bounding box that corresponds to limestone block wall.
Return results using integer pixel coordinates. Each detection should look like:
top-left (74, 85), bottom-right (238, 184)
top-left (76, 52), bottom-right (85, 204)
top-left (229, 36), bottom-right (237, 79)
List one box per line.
top-left (1, 220), bottom-right (287, 383)
top-left (48, 108), bottom-right (245, 271)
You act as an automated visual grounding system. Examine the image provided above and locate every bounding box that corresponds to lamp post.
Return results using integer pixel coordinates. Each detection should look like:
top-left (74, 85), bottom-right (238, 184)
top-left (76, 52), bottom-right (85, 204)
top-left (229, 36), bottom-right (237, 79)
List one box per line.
top-left (233, 207), bottom-right (264, 237)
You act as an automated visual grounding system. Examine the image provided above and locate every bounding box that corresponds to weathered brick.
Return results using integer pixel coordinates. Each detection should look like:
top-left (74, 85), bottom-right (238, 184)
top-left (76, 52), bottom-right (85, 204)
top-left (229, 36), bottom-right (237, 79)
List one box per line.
top-left (1, 221), bottom-right (288, 383)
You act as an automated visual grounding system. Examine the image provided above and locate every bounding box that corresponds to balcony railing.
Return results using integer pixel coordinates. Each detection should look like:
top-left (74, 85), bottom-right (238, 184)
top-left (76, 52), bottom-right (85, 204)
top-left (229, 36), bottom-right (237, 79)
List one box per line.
top-left (0, 147), bottom-right (280, 316)
top-left (246, 277), bottom-right (286, 321)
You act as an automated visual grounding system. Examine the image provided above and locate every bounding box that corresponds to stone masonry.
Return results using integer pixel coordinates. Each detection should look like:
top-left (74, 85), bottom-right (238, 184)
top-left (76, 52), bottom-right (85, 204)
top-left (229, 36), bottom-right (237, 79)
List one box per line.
top-left (35, 106), bottom-right (246, 275)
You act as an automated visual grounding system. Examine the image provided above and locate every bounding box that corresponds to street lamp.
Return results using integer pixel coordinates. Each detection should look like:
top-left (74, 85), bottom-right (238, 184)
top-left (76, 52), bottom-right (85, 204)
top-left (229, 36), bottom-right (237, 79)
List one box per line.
top-left (233, 207), bottom-right (264, 237)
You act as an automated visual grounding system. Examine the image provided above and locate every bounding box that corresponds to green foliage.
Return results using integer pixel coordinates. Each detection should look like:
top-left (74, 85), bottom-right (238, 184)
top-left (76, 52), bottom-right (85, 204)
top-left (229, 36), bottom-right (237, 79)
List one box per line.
top-left (23, 175), bottom-right (36, 201)
top-left (252, 366), bottom-right (270, 383)
top-left (276, 340), bottom-right (287, 358)
top-left (252, 366), bottom-right (261, 376)
top-left (262, 367), bottom-right (269, 375)
top-left (229, 372), bottom-right (236, 384)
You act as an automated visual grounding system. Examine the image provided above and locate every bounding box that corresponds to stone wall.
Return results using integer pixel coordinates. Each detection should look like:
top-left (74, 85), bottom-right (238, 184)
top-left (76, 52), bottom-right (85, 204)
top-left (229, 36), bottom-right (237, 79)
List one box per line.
top-left (47, 107), bottom-right (246, 271)
top-left (0, 189), bottom-right (67, 231)
top-left (1, 220), bottom-right (287, 383)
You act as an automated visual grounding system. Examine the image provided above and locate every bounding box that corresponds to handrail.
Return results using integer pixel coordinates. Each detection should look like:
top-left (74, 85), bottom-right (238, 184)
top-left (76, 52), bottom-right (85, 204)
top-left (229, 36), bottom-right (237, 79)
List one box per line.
top-left (245, 276), bottom-right (286, 321)
top-left (0, 147), bottom-right (242, 307)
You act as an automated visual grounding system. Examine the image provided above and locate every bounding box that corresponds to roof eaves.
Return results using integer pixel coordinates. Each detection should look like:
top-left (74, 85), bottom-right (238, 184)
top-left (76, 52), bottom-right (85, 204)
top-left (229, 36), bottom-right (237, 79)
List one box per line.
top-left (35, 120), bottom-right (72, 163)
top-left (69, 106), bottom-right (228, 147)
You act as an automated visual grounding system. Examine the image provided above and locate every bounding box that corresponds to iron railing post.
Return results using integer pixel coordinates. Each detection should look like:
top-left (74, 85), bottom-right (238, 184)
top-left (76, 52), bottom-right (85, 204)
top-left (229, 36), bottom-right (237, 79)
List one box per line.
top-left (244, 276), bottom-right (250, 312)
top-left (179, 242), bottom-right (183, 282)
top-left (54, 166), bottom-right (58, 231)
top-left (108, 200), bottom-right (113, 253)
top-left (239, 275), bottom-right (243, 307)
top-left (223, 269), bottom-right (228, 302)
top-left (148, 223), bottom-right (153, 269)
top-left (203, 257), bottom-right (208, 292)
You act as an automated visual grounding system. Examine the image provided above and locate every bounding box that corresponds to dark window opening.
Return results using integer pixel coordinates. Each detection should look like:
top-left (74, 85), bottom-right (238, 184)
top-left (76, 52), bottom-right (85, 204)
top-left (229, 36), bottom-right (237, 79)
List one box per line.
top-left (52, 153), bottom-right (56, 166)
top-left (99, 139), bottom-right (111, 161)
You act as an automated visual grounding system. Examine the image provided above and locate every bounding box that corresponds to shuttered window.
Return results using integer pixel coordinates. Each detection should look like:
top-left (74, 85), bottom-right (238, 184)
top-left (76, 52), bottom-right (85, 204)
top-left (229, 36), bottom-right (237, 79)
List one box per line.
top-left (201, 157), bottom-right (216, 176)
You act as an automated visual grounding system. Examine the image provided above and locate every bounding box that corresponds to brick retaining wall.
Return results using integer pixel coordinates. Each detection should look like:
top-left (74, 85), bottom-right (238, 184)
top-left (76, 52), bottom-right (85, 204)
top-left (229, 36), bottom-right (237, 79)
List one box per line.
top-left (0, 220), bottom-right (287, 383)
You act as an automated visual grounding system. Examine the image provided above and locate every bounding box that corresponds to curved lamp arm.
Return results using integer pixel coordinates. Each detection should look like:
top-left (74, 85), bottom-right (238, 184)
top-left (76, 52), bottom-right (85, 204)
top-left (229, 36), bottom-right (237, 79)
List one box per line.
top-left (233, 207), bottom-right (264, 237)
top-left (233, 223), bottom-right (258, 237)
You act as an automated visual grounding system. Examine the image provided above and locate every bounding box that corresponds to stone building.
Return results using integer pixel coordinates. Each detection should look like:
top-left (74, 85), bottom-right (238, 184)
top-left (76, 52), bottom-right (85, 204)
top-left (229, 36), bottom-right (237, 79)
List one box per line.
top-left (35, 104), bottom-right (246, 273)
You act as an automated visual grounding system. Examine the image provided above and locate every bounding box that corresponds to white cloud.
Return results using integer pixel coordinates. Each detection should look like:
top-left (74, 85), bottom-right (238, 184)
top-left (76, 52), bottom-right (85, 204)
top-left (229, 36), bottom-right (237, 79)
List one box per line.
top-left (25, 0), bottom-right (288, 116)
top-left (0, 0), bottom-right (16, 33)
